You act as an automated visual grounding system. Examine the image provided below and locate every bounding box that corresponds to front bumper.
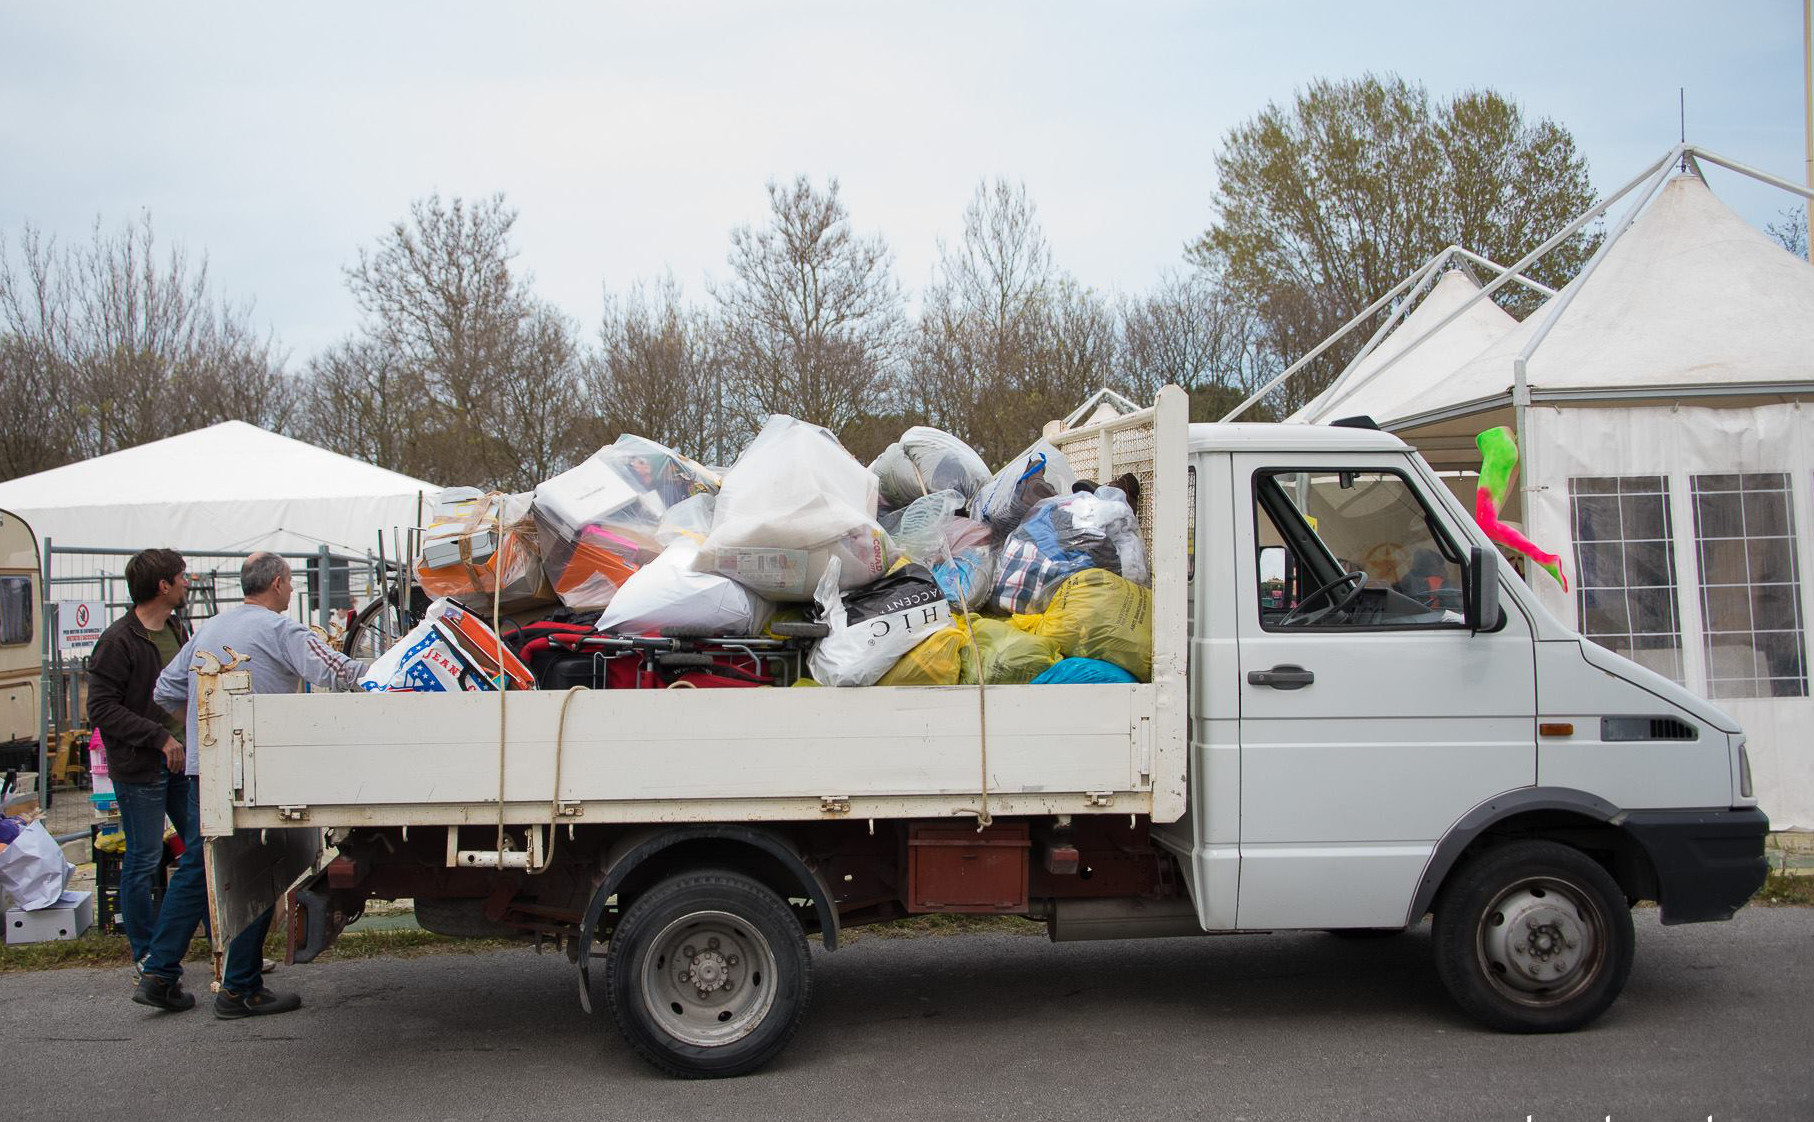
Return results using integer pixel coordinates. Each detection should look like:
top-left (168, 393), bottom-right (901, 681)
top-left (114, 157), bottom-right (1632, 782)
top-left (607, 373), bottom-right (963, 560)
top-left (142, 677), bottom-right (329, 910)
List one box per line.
top-left (1622, 807), bottom-right (1770, 924)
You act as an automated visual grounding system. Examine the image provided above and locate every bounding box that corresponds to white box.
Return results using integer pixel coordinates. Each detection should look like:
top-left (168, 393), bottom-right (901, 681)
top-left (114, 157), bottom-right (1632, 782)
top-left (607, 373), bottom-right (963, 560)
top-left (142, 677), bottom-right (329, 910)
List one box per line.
top-left (5, 890), bottom-right (95, 944)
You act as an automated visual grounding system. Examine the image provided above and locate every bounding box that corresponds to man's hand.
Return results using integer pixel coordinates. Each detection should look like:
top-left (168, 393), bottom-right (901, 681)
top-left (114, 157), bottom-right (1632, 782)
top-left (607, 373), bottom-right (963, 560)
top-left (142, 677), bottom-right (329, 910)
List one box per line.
top-left (161, 736), bottom-right (184, 773)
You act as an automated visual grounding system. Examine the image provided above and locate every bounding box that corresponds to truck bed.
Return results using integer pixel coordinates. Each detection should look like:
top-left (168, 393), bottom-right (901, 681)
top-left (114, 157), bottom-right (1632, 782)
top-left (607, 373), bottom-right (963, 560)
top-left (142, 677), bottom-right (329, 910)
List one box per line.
top-left (197, 387), bottom-right (1190, 836)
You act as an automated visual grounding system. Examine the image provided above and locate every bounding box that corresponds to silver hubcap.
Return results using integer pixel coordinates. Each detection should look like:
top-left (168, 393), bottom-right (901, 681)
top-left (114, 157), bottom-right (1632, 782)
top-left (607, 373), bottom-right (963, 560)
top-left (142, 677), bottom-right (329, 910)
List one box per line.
top-left (1476, 876), bottom-right (1605, 1006)
top-left (639, 910), bottom-right (778, 1047)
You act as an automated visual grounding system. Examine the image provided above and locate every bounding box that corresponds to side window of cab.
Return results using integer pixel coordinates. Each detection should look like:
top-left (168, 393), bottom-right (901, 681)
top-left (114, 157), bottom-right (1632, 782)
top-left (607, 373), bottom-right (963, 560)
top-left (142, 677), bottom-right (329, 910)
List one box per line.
top-left (1254, 469), bottom-right (1467, 630)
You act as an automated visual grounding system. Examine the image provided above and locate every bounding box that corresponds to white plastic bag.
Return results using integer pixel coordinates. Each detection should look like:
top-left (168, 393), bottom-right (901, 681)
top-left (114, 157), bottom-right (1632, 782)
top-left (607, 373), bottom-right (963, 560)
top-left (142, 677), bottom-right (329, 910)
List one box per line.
top-left (696, 416), bottom-right (888, 601)
top-left (0, 819), bottom-right (73, 911)
top-left (807, 557), bottom-right (955, 687)
top-left (870, 426), bottom-right (990, 510)
top-left (596, 541), bottom-right (774, 637)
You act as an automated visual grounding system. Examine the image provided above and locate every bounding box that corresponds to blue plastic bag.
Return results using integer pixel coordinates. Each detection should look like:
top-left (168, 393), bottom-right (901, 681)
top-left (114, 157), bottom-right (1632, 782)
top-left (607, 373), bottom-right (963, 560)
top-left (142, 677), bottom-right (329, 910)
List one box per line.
top-left (1031, 657), bottom-right (1139, 685)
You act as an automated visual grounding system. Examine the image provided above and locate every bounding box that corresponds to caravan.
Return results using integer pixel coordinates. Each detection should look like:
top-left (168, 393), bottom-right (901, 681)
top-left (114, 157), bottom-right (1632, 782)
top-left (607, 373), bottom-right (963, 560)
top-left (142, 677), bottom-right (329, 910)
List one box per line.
top-left (0, 508), bottom-right (41, 774)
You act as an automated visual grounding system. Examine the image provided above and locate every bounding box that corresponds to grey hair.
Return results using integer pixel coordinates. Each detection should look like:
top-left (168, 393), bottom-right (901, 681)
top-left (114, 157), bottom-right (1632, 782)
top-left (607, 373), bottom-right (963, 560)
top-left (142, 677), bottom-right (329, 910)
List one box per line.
top-left (241, 552), bottom-right (291, 596)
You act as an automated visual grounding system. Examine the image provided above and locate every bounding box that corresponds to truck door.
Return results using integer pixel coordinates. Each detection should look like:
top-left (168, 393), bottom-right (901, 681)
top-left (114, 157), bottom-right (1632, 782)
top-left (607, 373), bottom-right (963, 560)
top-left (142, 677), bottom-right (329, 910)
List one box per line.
top-left (1231, 454), bottom-right (1537, 929)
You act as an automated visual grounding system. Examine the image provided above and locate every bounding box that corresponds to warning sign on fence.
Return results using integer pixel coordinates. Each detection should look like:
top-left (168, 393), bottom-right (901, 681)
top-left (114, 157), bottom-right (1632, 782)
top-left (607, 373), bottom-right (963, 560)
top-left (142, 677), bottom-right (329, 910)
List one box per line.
top-left (57, 600), bottom-right (105, 655)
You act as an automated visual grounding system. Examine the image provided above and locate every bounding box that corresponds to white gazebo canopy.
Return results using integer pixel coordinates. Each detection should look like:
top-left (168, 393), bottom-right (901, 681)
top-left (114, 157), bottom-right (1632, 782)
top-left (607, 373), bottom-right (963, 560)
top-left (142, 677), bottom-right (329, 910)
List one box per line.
top-left (1291, 268), bottom-right (1523, 426)
top-left (0, 421), bottom-right (437, 557)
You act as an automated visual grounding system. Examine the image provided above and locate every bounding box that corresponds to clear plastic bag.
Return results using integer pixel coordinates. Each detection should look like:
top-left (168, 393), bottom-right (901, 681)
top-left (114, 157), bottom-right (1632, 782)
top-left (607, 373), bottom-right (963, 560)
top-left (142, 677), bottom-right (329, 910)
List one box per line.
top-left (870, 426), bottom-right (991, 510)
top-left (881, 490), bottom-right (997, 611)
top-left (696, 416), bottom-right (888, 602)
top-left (991, 487), bottom-right (1147, 614)
top-left (533, 436), bottom-right (716, 609)
top-left (973, 439), bottom-right (1077, 542)
top-left (416, 489), bottom-right (549, 606)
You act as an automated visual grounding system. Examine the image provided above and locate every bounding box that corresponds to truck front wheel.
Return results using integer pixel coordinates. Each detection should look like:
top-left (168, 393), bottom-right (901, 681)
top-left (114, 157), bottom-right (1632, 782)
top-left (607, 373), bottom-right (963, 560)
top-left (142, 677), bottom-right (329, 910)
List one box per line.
top-left (1432, 840), bottom-right (1634, 1033)
top-left (603, 869), bottom-right (811, 1078)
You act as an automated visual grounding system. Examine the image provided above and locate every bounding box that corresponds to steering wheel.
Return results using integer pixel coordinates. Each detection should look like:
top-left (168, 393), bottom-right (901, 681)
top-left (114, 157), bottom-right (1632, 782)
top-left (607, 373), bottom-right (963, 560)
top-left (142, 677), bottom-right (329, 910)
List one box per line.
top-left (1279, 569), bottom-right (1369, 627)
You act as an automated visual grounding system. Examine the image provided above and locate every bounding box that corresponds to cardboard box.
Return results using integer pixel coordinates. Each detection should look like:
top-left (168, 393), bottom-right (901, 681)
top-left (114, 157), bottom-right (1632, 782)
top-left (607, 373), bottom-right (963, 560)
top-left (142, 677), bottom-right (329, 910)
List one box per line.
top-left (6, 890), bottom-right (95, 944)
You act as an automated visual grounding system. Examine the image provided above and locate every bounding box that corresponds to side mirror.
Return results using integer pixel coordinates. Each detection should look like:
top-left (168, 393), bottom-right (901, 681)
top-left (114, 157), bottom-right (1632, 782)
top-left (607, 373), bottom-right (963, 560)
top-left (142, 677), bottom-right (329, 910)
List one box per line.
top-left (1466, 546), bottom-right (1502, 632)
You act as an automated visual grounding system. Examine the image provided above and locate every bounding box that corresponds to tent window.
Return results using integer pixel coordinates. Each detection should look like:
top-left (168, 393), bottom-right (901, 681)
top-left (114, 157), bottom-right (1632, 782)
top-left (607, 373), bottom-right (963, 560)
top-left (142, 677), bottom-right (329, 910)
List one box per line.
top-left (0, 576), bottom-right (31, 647)
top-left (1692, 473), bottom-right (1807, 699)
top-left (1569, 476), bottom-right (1684, 684)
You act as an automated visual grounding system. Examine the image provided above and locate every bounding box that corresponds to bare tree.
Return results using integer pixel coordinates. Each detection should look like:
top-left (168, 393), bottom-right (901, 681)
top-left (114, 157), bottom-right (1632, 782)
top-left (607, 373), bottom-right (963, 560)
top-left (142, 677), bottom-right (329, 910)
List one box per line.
top-left (588, 274), bottom-right (727, 462)
top-left (909, 179), bottom-right (1114, 462)
top-left (296, 337), bottom-right (427, 477)
top-left (0, 214), bottom-right (289, 481)
top-left (1119, 270), bottom-right (1261, 420)
top-left (324, 192), bottom-right (592, 489)
top-left (1766, 205), bottom-right (1809, 260)
top-left (712, 176), bottom-right (907, 438)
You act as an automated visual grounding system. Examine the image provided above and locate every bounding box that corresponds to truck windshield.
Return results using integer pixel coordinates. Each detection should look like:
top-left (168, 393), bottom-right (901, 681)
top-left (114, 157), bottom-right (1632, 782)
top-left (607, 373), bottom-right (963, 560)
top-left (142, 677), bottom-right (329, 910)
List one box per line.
top-left (1255, 469), bottom-right (1466, 630)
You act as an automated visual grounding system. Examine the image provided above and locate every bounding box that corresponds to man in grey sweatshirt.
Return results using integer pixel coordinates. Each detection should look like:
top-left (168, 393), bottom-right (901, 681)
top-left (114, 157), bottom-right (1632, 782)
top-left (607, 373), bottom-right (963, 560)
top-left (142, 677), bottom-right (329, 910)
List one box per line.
top-left (132, 551), bottom-right (368, 1018)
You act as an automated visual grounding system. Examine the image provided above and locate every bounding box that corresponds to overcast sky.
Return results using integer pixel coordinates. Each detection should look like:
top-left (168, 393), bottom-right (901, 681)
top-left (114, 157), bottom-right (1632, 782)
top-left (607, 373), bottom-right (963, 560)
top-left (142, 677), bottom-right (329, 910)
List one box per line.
top-left (2, 1), bottom-right (1807, 363)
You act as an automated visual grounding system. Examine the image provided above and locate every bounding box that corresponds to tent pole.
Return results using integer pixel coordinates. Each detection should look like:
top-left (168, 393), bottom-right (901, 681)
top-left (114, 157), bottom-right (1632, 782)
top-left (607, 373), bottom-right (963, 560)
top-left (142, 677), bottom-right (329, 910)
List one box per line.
top-left (1219, 256), bottom-right (1440, 422)
top-left (1299, 146), bottom-right (1685, 427)
top-left (1688, 146), bottom-right (1814, 202)
top-left (1305, 245), bottom-right (1558, 424)
top-left (1305, 248), bottom-right (1453, 422)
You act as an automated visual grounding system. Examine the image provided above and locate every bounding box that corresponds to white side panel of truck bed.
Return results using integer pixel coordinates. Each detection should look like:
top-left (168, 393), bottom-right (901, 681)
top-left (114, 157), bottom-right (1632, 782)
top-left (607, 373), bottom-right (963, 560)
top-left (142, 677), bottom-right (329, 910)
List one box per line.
top-left (216, 682), bottom-right (1160, 828)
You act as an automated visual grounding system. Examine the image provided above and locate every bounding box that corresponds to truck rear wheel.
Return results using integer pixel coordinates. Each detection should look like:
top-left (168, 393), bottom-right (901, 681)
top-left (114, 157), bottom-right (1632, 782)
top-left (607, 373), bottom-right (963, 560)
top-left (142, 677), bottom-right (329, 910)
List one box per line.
top-left (1433, 840), bottom-right (1634, 1033)
top-left (603, 869), bottom-right (811, 1078)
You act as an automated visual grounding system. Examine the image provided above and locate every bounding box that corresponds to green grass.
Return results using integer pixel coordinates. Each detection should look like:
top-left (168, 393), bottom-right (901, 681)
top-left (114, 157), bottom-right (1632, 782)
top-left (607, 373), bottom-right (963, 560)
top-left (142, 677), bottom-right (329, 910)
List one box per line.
top-left (1753, 871), bottom-right (1814, 907)
top-left (6, 882), bottom-right (1807, 972)
top-left (0, 927), bottom-right (521, 974)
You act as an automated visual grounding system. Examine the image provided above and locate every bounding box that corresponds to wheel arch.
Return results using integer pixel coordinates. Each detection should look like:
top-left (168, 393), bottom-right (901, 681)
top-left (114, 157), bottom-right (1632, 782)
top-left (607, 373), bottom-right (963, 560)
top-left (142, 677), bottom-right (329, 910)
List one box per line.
top-left (575, 825), bottom-right (839, 1015)
top-left (1407, 787), bottom-right (1660, 925)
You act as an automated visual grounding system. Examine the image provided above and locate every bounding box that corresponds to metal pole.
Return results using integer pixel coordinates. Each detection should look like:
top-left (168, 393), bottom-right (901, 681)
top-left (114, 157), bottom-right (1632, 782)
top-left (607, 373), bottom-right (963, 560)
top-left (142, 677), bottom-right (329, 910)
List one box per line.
top-left (1805, 0), bottom-right (1813, 263)
top-left (36, 537), bottom-right (51, 808)
top-left (315, 544), bottom-right (331, 629)
top-left (1219, 255), bottom-right (1442, 422)
top-left (1512, 148), bottom-right (1679, 523)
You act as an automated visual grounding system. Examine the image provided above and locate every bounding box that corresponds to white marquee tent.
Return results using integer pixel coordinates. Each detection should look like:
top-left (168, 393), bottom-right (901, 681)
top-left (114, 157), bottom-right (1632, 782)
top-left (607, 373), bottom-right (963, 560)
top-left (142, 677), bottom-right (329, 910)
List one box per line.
top-left (0, 421), bottom-right (437, 588)
top-left (1272, 151), bottom-right (1814, 828)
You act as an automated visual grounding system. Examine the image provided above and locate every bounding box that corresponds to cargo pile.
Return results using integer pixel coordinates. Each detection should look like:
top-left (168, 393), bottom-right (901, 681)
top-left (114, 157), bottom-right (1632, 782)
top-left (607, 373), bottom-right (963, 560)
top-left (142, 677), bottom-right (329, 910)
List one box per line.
top-left (365, 417), bottom-right (1154, 693)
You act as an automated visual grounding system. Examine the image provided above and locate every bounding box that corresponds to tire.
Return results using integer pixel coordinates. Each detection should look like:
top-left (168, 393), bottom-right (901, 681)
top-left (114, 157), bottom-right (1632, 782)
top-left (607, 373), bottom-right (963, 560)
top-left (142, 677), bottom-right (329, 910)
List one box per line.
top-left (1432, 840), bottom-right (1634, 1033)
top-left (603, 869), bottom-right (811, 1078)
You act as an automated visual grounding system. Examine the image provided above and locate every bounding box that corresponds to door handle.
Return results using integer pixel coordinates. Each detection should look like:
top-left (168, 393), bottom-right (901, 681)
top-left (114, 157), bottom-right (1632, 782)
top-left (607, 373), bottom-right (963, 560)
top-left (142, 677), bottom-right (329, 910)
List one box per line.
top-left (1248, 664), bottom-right (1314, 690)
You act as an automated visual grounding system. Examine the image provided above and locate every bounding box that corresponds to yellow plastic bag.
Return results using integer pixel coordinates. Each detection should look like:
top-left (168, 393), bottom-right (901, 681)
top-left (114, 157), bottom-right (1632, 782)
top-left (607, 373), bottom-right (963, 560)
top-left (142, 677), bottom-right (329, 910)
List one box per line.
top-left (962, 618), bottom-right (1062, 684)
top-left (1019, 569), bottom-right (1152, 681)
top-left (877, 616), bottom-right (972, 686)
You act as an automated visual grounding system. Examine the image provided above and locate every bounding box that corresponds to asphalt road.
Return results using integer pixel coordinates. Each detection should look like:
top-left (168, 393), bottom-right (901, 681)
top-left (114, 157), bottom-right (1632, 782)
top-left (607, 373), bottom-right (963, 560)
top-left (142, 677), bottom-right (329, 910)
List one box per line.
top-left (6, 909), bottom-right (1810, 1122)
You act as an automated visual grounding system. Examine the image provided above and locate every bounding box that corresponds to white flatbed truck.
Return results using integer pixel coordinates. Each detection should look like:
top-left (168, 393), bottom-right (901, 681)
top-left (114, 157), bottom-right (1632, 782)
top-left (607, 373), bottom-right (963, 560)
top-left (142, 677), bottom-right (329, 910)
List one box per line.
top-left (195, 387), bottom-right (1769, 1076)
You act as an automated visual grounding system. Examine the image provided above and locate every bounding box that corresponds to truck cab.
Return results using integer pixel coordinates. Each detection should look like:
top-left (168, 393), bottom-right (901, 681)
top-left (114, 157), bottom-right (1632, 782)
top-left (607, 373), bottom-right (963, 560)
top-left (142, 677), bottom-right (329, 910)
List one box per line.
top-left (1157, 421), bottom-right (1765, 1030)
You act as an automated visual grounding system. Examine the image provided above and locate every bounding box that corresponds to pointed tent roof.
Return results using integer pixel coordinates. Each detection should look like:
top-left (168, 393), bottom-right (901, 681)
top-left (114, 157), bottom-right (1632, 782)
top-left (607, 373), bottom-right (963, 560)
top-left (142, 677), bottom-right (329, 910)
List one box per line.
top-left (0, 421), bottom-right (435, 509)
top-left (0, 421), bottom-right (437, 555)
top-left (1382, 173), bottom-right (1814, 429)
top-left (1291, 269), bottom-right (1522, 424)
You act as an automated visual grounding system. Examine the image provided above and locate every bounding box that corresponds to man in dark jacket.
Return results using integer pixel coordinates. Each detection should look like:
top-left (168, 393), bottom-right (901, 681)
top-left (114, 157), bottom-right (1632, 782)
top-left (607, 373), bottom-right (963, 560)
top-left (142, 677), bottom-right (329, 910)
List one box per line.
top-left (86, 549), bottom-right (189, 965)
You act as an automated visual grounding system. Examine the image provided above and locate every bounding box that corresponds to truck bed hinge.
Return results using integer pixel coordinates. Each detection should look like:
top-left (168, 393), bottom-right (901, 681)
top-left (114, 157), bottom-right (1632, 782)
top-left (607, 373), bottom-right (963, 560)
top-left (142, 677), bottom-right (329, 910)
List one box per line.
top-left (819, 796), bottom-right (851, 815)
top-left (556, 801), bottom-right (583, 818)
top-left (1083, 791), bottom-right (1114, 808)
top-left (277, 805), bottom-right (310, 822)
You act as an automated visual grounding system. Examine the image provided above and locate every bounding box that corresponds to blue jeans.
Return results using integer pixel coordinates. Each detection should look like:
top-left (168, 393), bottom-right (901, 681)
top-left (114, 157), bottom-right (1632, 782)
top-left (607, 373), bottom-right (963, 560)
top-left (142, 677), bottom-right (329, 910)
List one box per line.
top-left (113, 771), bottom-right (192, 963)
top-left (139, 779), bottom-right (270, 996)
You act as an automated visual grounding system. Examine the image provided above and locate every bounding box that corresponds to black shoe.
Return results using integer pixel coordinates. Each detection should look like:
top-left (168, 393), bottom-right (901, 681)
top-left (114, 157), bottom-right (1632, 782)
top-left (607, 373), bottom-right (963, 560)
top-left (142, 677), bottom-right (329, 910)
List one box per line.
top-left (132, 974), bottom-right (196, 1012)
top-left (214, 987), bottom-right (302, 1020)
